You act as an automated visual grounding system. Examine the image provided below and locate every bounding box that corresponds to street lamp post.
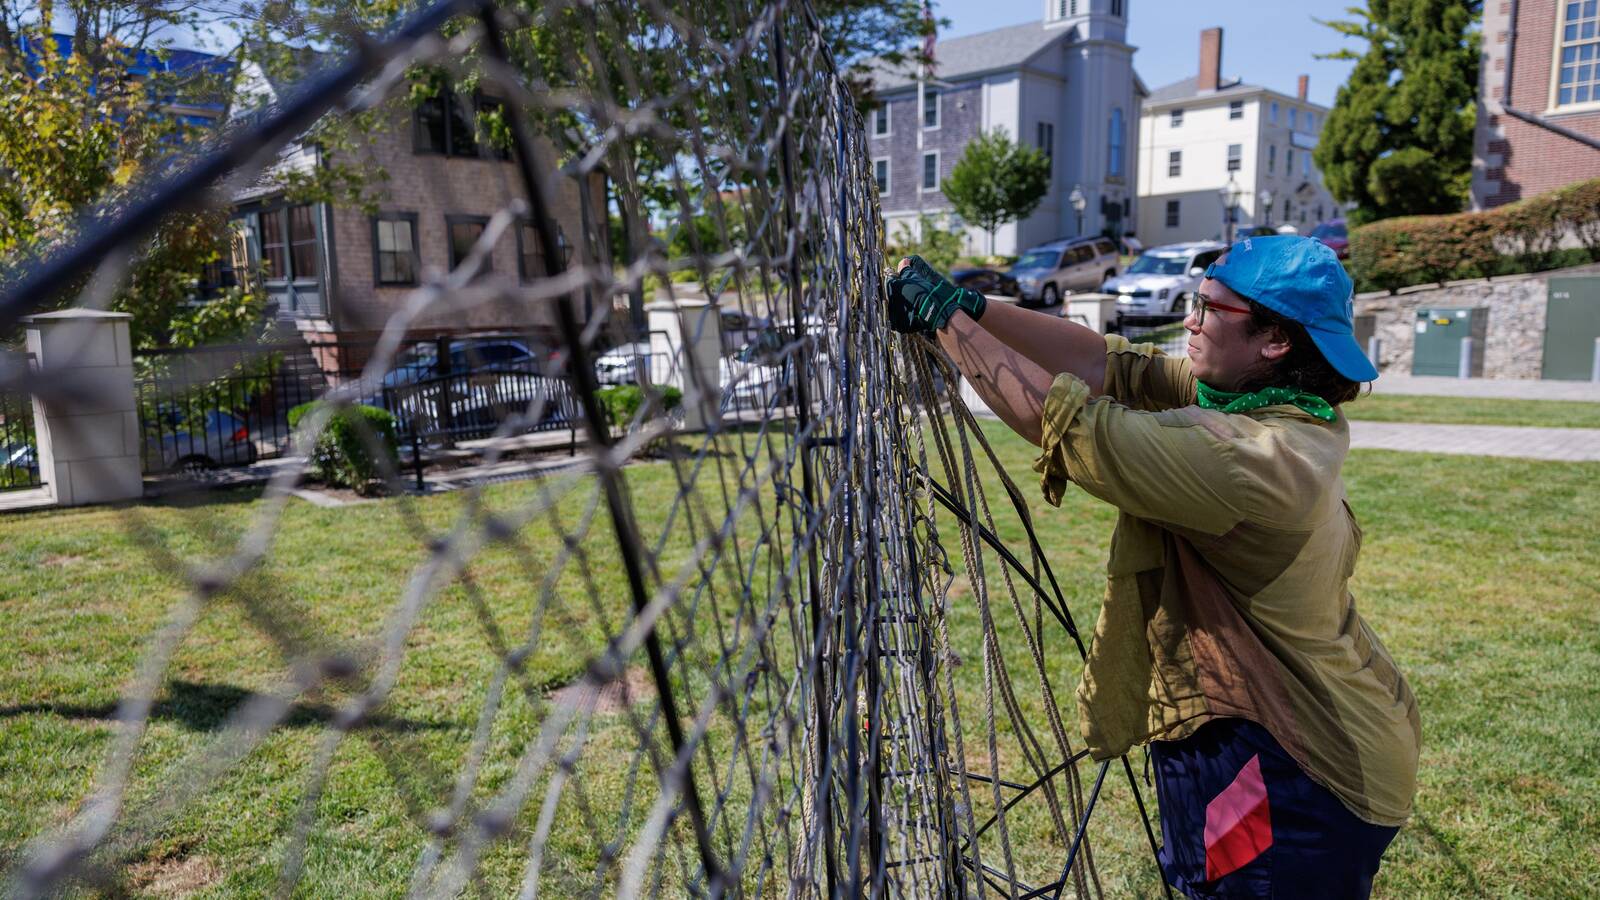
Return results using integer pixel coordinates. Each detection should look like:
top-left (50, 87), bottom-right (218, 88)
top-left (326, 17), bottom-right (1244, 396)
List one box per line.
top-left (1069, 185), bottom-right (1087, 237)
top-left (1218, 177), bottom-right (1241, 245)
top-left (1260, 188), bottom-right (1274, 228)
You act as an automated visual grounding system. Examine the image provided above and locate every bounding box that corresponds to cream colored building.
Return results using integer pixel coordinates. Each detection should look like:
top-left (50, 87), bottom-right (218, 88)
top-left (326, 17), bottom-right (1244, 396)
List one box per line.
top-left (1136, 28), bottom-right (1339, 246)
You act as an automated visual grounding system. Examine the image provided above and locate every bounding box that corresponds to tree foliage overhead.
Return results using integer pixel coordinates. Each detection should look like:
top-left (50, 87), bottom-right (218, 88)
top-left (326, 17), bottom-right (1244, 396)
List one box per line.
top-left (940, 127), bottom-right (1049, 255)
top-left (1, 1), bottom-right (261, 348)
top-left (1313, 0), bottom-right (1482, 225)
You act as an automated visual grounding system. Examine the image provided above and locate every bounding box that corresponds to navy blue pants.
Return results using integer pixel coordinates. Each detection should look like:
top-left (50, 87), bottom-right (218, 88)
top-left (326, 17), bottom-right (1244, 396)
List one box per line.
top-left (1148, 718), bottom-right (1400, 899)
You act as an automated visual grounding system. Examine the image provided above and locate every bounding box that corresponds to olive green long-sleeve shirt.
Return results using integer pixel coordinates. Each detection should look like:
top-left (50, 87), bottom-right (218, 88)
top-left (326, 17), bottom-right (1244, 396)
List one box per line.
top-left (1033, 335), bottom-right (1420, 827)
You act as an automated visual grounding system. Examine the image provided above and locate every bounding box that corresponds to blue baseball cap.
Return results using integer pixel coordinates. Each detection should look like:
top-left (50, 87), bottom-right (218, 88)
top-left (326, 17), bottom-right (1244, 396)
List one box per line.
top-left (1203, 235), bottom-right (1378, 383)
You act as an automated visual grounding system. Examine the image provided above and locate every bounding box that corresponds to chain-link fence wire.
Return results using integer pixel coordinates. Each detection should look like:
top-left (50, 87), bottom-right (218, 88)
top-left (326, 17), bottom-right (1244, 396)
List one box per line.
top-left (2, 0), bottom-right (1173, 896)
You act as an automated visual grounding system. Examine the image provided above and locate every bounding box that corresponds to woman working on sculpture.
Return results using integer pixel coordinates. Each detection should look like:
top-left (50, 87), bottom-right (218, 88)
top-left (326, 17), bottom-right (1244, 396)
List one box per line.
top-left (886, 236), bottom-right (1419, 898)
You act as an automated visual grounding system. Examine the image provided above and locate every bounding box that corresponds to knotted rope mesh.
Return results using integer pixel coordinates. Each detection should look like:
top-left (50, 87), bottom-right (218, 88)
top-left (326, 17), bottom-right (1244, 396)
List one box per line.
top-left (3, 0), bottom-right (1171, 896)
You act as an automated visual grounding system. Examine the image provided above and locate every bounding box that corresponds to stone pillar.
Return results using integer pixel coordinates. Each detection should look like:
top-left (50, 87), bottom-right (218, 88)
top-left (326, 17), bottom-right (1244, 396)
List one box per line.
top-left (646, 299), bottom-right (723, 431)
top-left (1066, 294), bottom-right (1121, 334)
top-left (22, 310), bottom-right (142, 506)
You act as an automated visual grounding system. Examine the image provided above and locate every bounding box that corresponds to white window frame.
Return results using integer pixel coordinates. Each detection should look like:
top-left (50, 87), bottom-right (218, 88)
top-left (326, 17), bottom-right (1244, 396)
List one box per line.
top-left (1229, 100), bottom-right (1244, 120)
top-left (874, 157), bottom-right (891, 197)
top-left (920, 150), bottom-right (940, 192)
top-left (873, 103), bottom-right (891, 137)
top-left (1170, 107), bottom-right (1184, 128)
top-left (1227, 143), bottom-right (1242, 172)
top-left (1550, 0), bottom-right (1600, 113)
top-left (1168, 149), bottom-right (1182, 177)
top-left (922, 89), bottom-right (941, 130)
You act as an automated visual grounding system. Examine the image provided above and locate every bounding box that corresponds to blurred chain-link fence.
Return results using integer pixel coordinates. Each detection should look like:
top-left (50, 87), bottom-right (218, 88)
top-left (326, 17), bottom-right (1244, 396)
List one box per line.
top-left (2, 0), bottom-right (1171, 896)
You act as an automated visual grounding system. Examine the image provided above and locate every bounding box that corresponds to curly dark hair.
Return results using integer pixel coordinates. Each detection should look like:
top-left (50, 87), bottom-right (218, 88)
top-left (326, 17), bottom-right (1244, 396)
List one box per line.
top-left (1237, 301), bottom-right (1366, 406)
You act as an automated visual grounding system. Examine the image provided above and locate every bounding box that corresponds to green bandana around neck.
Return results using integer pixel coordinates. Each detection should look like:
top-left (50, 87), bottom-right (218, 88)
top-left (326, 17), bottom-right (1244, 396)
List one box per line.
top-left (1195, 381), bottom-right (1338, 422)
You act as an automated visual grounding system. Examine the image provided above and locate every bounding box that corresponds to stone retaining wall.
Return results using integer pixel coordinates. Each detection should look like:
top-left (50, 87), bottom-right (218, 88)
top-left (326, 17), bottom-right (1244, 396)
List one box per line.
top-left (1354, 261), bottom-right (1600, 380)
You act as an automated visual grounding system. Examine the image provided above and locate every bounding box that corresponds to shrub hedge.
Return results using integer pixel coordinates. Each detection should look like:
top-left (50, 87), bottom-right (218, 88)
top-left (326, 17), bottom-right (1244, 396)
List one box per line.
top-left (595, 384), bottom-right (683, 429)
top-left (1349, 178), bottom-right (1600, 292)
top-left (287, 402), bottom-right (400, 495)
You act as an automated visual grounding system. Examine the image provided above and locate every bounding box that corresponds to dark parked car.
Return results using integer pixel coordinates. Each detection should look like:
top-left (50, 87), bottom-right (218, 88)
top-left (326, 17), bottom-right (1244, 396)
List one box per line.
top-left (1311, 220), bottom-right (1350, 259)
top-left (950, 267), bottom-right (1019, 298)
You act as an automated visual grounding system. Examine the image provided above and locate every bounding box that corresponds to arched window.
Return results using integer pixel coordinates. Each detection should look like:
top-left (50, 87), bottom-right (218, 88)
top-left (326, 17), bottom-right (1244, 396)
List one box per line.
top-left (1107, 108), bottom-right (1125, 177)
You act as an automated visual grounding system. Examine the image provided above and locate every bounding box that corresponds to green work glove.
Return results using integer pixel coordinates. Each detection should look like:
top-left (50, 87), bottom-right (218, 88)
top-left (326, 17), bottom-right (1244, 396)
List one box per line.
top-left (885, 255), bottom-right (987, 335)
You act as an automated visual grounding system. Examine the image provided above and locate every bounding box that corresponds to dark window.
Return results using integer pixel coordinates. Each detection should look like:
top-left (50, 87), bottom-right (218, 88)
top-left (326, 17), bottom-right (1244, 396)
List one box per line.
top-left (475, 96), bottom-right (511, 160)
top-left (414, 89), bottom-right (511, 159)
top-left (1165, 200), bottom-right (1180, 228)
top-left (447, 217), bottom-right (491, 272)
top-left (260, 208), bottom-right (288, 281)
top-left (1286, 148), bottom-right (1295, 173)
top-left (517, 222), bottom-right (545, 282)
top-left (289, 205), bottom-right (319, 279)
top-left (1170, 108), bottom-right (1183, 127)
top-left (922, 152), bottom-right (938, 190)
top-left (1229, 100), bottom-right (1244, 120)
top-left (1108, 108), bottom-right (1125, 177)
top-left (373, 214), bottom-right (418, 285)
top-left (1111, 0), bottom-right (1123, 16)
top-left (1168, 149), bottom-right (1181, 177)
top-left (414, 93), bottom-right (446, 153)
top-left (873, 104), bottom-right (889, 136)
top-left (1268, 144), bottom-right (1277, 173)
top-left (874, 158), bottom-right (890, 195)
top-left (1095, 239), bottom-right (1117, 256)
top-left (1037, 122), bottom-right (1054, 176)
top-left (923, 90), bottom-right (939, 128)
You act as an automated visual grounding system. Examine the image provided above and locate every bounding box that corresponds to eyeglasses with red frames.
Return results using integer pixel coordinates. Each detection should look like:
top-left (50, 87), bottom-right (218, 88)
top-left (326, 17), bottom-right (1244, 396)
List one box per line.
top-left (1192, 291), bottom-right (1253, 328)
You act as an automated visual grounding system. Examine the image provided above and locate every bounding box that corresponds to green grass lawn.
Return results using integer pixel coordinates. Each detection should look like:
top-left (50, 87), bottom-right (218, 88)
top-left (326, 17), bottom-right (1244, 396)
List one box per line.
top-left (2, 424), bottom-right (1598, 897)
top-left (1344, 393), bottom-right (1600, 428)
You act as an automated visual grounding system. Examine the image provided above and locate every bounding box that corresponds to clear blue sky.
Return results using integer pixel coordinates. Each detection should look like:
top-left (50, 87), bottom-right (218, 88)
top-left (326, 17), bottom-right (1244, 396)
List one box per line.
top-left (935, 0), bottom-right (1361, 107)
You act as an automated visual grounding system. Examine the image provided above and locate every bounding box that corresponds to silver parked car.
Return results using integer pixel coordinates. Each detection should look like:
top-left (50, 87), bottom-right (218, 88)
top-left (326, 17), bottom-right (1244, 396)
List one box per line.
top-left (1101, 241), bottom-right (1227, 316)
top-left (1008, 236), bottom-right (1121, 308)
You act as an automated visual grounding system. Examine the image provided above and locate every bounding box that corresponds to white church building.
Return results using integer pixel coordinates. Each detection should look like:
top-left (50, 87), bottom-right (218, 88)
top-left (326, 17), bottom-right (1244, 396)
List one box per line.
top-left (867, 0), bottom-right (1145, 256)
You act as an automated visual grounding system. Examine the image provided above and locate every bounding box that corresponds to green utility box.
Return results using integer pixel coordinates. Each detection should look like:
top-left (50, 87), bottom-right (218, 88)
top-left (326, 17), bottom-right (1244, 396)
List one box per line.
top-left (1542, 277), bottom-right (1600, 381)
top-left (1412, 307), bottom-right (1487, 377)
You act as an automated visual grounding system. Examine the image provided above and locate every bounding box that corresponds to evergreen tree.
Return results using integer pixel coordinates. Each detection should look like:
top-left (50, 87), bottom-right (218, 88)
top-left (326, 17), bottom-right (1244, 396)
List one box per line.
top-left (1314, 0), bottom-right (1481, 224)
top-left (940, 128), bottom-right (1050, 256)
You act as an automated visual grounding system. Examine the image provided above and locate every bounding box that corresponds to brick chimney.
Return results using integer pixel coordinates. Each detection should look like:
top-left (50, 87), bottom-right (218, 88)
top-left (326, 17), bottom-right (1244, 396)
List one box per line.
top-left (1297, 74), bottom-right (1309, 100)
top-left (1198, 28), bottom-right (1223, 92)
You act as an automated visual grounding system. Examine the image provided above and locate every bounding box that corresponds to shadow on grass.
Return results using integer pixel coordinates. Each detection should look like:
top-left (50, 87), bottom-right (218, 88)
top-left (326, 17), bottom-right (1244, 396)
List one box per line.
top-left (0, 679), bottom-right (457, 733)
top-left (1409, 812), bottom-right (1483, 895)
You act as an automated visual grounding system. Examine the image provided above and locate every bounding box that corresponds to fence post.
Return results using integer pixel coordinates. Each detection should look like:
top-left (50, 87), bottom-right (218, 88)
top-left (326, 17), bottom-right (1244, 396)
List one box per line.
top-left (1458, 336), bottom-right (1474, 379)
top-left (21, 310), bottom-right (142, 506)
top-left (434, 335), bottom-right (454, 446)
top-left (1367, 335), bottom-right (1383, 372)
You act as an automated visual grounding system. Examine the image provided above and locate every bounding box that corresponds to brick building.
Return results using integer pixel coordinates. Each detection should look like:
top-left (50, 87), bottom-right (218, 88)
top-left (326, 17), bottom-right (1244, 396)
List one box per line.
top-left (1472, 0), bottom-right (1600, 208)
top-left (866, 0), bottom-right (1145, 256)
top-left (229, 59), bottom-right (605, 355)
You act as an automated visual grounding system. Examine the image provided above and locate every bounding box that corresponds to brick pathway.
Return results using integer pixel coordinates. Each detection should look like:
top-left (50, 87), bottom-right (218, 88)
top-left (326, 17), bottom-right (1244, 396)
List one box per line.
top-left (1349, 421), bottom-right (1600, 461)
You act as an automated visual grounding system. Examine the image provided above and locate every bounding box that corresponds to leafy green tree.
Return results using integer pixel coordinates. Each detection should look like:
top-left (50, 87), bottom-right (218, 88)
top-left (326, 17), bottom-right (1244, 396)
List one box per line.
top-left (940, 128), bottom-right (1050, 255)
top-left (1314, 0), bottom-right (1481, 224)
top-left (0, 8), bottom-right (261, 348)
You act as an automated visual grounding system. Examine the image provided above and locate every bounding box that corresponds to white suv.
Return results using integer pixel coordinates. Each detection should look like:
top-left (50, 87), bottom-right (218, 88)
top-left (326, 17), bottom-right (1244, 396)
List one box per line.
top-left (1101, 241), bottom-right (1227, 316)
top-left (1007, 236), bottom-right (1121, 308)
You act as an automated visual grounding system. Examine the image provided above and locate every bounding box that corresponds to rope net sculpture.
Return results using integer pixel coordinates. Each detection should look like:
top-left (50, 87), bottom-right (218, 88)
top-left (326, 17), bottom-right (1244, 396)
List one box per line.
top-left (2, 0), bottom-right (1171, 895)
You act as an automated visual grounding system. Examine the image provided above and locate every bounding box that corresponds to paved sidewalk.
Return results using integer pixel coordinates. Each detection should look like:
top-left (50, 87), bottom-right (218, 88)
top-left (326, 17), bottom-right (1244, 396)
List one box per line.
top-left (1371, 374), bottom-right (1600, 402)
top-left (1348, 421), bottom-right (1600, 461)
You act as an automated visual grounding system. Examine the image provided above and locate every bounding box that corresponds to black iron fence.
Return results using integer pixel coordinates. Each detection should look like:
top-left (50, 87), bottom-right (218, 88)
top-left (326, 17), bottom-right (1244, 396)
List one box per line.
top-left (0, 353), bottom-right (43, 493)
top-left (1112, 313), bottom-right (1192, 357)
top-left (134, 332), bottom-right (624, 474)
